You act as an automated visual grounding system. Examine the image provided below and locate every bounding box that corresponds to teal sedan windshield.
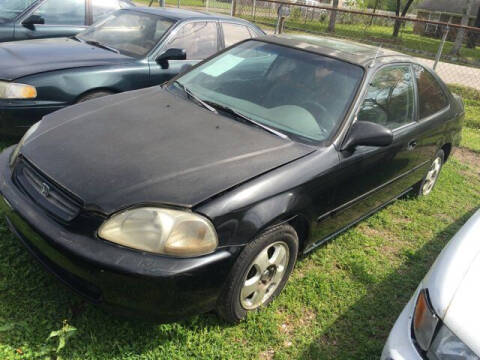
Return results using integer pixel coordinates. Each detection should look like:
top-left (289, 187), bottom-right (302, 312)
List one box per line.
top-left (176, 40), bottom-right (364, 143)
top-left (0, 0), bottom-right (36, 22)
top-left (78, 11), bottom-right (174, 58)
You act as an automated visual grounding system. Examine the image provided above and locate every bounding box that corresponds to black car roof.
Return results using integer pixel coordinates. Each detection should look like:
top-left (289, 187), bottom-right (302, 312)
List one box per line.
top-left (127, 6), bottom-right (254, 24)
top-left (256, 34), bottom-right (411, 67)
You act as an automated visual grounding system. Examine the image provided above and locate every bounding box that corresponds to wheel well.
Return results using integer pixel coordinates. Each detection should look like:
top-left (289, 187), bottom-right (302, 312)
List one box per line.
top-left (288, 215), bottom-right (310, 254)
top-left (76, 88), bottom-right (117, 103)
top-left (441, 143), bottom-right (452, 162)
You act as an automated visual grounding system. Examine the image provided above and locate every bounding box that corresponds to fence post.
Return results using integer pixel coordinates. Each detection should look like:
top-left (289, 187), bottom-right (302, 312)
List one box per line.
top-left (206, 0), bottom-right (209, 11)
top-left (159, 0), bottom-right (165, 7)
top-left (434, 25), bottom-right (449, 71)
top-left (177, 0), bottom-right (180, 7)
top-left (230, 0), bottom-right (236, 17)
top-left (252, 0), bottom-right (256, 20)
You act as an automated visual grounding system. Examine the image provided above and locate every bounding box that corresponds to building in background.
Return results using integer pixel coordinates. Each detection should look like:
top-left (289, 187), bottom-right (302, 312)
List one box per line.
top-left (415, 0), bottom-right (480, 39)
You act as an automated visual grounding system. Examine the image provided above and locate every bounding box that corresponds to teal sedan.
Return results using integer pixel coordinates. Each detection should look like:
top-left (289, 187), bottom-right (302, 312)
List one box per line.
top-left (0, 0), bottom-right (134, 42)
top-left (0, 7), bottom-right (264, 136)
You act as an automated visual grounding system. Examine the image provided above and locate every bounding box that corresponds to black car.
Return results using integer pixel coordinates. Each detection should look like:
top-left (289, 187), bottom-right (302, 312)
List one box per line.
top-left (0, 7), bottom-right (264, 136)
top-left (0, 35), bottom-right (464, 322)
top-left (0, 0), bottom-right (134, 42)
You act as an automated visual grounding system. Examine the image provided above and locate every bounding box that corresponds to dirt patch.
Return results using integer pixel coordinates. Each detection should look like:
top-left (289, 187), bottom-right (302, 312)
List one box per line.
top-left (454, 148), bottom-right (480, 172)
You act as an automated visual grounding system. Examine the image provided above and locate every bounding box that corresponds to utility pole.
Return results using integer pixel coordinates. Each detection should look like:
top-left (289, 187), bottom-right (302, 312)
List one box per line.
top-left (451, 0), bottom-right (473, 55)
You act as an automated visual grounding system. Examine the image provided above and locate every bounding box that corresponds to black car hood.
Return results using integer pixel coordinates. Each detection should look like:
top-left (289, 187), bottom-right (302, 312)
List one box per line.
top-left (21, 87), bottom-right (315, 214)
top-left (0, 37), bottom-right (132, 81)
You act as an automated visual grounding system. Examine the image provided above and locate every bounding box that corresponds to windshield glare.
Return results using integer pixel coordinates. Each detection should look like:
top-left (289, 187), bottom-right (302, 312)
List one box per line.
top-left (78, 11), bottom-right (174, 58)
top-left (176, 41), bottom-right (364, 143)
top-left (0, 0), bottom-right (36, 22)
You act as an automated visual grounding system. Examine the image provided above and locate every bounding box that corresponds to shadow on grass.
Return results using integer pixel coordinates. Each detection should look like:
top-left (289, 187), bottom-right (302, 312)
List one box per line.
top-left (300, 207), bottom-right (478, 360)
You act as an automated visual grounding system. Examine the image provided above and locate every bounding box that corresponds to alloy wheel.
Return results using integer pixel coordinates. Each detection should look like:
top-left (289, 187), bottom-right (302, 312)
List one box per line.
top-left (240, 241), bottom-right (290, 310)
top-left (422, 157), bottom-right (442, 195)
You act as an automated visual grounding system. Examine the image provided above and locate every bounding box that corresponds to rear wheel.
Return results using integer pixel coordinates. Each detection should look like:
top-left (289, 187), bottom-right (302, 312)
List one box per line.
top-left (415, 149), bottom-right (444, 197)
top-left (216, 224), bottom-right (298, 323)
top-left (76, 91), bottom-right (113, 103)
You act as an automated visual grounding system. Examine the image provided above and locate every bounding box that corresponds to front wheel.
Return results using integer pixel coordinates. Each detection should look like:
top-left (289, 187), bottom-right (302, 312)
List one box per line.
top-left (216, 224), bottom-right (298, 323)
top-left (415, 149), bottom-right (445, 197)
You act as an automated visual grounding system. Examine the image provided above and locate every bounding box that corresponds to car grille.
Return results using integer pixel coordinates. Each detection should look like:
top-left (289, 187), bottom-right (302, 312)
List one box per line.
top-left (13, 159), bottom-right (82, 222)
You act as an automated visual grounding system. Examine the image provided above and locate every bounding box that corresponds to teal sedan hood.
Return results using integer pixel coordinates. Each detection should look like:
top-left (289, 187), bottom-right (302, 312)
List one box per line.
top-left (0, 37), bottom-right (133, 81)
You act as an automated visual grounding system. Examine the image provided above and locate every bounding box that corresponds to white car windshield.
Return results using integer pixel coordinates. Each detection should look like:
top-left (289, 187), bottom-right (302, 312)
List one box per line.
top-left (175, 40), bottom-right (364, 143)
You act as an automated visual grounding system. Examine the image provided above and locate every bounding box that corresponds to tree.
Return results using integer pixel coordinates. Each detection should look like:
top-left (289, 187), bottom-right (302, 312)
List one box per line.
top-left (451, 0), bottom-right (474, 55)
top-left (327, 0), bottom-right (339, 33)
top-left (392, 0), bottom-right (415, 37)
top-left (467, 6), bottom-right (480, 49)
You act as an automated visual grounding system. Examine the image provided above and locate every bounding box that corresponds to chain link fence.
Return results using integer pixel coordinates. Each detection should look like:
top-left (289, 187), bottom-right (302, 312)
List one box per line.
top-left (140, 0), bottom-right (480, 90)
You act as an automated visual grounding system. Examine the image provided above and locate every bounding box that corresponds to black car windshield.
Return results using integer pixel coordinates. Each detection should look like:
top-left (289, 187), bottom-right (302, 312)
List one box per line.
top-left (77, 10), bottom-right (174, 58)
top-left (0, 0), bottom-right (36, 22)
top-left (175, 40), bottom-right (364, 143)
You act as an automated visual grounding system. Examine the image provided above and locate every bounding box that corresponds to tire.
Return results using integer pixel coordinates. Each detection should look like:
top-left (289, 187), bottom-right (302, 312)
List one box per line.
top-left (216, 224), bottom-right (298, 323)
top-left (76, 91), bottom-right (113, 104)
top-left (415, 149), bottom-right (445, 197)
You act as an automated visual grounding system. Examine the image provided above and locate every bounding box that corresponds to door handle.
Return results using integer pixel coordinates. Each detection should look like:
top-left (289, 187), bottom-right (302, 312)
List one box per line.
top-left (407, 140), bottom-right (417, 151)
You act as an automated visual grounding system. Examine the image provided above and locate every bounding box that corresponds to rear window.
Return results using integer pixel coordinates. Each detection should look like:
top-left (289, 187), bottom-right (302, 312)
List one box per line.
top-left (414, 65), bottom-right (449, 119)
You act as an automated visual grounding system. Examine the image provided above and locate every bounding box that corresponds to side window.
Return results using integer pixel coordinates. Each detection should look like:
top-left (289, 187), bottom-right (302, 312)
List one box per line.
top-left (358, 65), bottom-right (415, 130)
top-left (166, 21), bottom-right (218, 60)
top-left (414, 65), bottom-right (449, 119)
top-left (92, 0), bottom-right (120, 24)
top-left (222, 23), bottom-right (252, 47)
top-left (32, 0), bottom-right (86, 25)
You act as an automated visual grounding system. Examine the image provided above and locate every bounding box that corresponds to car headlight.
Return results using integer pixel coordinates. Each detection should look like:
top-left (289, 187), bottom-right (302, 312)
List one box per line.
top-left (9, 121), bottom-right (42, 167)
top-left (428, 325), bottom-right (479, 360)
top-left (0, 81), bottom-right (37, 99)
top-left (413, 289), bottom-right (439, 351)
top-left (98, 207), bottom-right (218, 257)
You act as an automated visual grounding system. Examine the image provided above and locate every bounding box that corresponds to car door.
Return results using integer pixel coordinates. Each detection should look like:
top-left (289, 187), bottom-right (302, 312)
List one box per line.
top-left (314, 64), bottom-right (426, 241)
top-left (148, 20), bottom-right (221, 85)
top-left (14, 0), bottom-right (87, 40)
top-left (411, 64), bottom-right (452, 167)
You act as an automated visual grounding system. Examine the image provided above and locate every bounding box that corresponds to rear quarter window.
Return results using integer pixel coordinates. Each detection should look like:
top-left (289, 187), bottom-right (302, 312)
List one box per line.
top-left (222, 22), bottom-right (252, 48)
top-left (414, 64), bottom-right (449, 119)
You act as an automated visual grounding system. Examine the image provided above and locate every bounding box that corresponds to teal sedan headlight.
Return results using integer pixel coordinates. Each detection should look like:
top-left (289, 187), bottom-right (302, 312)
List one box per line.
top-left (0, 81), bottom-right (37, 99)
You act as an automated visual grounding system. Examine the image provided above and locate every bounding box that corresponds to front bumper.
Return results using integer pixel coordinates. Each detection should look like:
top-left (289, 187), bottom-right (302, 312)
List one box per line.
top-left (381, 287), bottom-right (423, 360)
top-left (0, 147), bottom-right (237, 321)
top-left (0, 101), bottom-right (64, 137)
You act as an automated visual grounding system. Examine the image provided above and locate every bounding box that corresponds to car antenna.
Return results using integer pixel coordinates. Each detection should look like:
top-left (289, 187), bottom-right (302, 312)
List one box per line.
top-left (370, 44), bottom-right (383, 68)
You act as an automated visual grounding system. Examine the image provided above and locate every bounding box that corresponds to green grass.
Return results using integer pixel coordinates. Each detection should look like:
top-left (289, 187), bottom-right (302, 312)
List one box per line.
top-left (449, 84), bottom-right (480, 152)
top-left (1, 67), bottom-right (480, 360)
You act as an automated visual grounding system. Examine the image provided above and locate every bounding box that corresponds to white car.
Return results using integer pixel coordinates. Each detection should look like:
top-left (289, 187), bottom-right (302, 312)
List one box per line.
top-left (382, 209), bottom-right (480, 360)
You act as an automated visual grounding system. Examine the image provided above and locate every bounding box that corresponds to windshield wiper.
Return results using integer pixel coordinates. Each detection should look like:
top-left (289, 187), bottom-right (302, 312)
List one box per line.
top-left (173, 81), bottom-right (218, 114)
top-left (85, 40), bottom-right (119, 54)
top-left (204, 101), bottom-right (290, 140)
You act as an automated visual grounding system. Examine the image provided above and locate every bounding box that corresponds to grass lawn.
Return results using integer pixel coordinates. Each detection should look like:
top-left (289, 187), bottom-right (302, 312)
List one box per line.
top-left (0, 93), bottom-right (479, 358)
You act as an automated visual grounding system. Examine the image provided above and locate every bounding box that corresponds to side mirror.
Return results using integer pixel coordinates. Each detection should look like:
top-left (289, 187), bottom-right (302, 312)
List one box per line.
top-left (342, 121), bottom-right (393, 152)
top-left (156, 48), bottom-right (186, 69)
top-left (22, 14), bottom-right (45, 28)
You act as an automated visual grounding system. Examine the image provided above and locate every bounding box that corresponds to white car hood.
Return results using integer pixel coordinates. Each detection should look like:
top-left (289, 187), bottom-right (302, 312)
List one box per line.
top-left (443, 252), bottom-right (480, 355)
top-left (422, 210), bottom-right (480, 355)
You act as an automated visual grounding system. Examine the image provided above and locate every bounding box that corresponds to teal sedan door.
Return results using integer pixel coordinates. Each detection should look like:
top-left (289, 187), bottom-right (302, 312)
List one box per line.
top-left (14, 0), bottom-right (87, 40)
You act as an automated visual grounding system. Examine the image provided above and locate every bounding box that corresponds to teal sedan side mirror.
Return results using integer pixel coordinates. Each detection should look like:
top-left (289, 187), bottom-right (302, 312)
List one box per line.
top-left (22, 15), bottom-right (45, 29)
top-left (156, 48), bottom-right (186, 69)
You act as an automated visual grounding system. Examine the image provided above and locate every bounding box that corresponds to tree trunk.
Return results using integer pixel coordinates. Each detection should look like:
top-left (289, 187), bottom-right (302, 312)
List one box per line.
top-left (452, 0), bottom-right (473, 55)
top-left (392, 0), bottom-right (414, 37)
top-left (327, 0), bottom-right (339, 33)
top-left (467, 6), bottom-right (480, 49)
